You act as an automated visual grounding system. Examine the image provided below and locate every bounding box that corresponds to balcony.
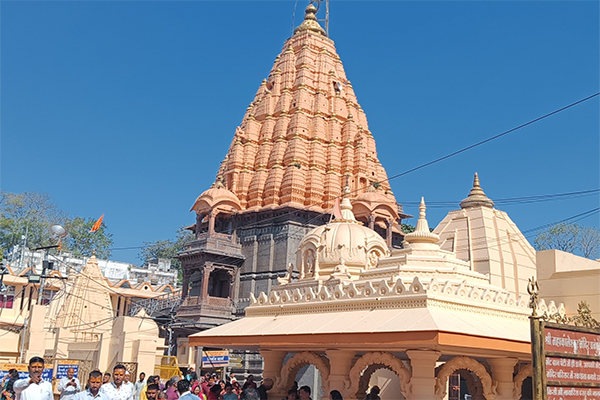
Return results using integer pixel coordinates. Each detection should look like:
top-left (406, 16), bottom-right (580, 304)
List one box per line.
top-left (184, 233), bottom-right (242, 255)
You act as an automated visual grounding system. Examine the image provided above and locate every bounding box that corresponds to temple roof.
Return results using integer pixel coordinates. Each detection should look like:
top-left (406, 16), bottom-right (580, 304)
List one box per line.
top-left (210, 4), bottom-right (397, 214)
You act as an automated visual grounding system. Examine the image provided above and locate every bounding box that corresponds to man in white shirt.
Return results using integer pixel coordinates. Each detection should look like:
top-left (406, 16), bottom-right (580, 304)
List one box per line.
top-left (58, 368), bottom-right (81, 399)
top-left (134, 372), bottom-right (146, 400)
top-left (99, 364), bottom-right (134, 400)
top-left (73, 371), bottom-right (109, 400)
top-left (13, 356), bottom-right (53, 400)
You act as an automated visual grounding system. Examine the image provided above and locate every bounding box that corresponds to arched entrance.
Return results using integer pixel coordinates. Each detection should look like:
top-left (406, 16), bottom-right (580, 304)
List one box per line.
top-left (435, 357), bottom-right (497, 400)
top-left (274, 352), bottom-right (330, 399)
top-left (346, 352), bottom-right (411, 400)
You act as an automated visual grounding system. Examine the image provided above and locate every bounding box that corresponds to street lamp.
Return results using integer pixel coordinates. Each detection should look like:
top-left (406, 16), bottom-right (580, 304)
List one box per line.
top-left (34, 224), bottom-right (68, 304)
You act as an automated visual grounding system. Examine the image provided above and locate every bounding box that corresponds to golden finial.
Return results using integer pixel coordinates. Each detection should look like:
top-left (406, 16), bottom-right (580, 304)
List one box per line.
top-left (293, 3), bottom-right (327, 36)
top-left (460, 172), bottom-right (495, 209)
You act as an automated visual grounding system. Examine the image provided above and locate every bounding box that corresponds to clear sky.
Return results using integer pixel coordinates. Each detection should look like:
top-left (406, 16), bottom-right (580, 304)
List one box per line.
top-left (2, 1), bottom-right (598, 265)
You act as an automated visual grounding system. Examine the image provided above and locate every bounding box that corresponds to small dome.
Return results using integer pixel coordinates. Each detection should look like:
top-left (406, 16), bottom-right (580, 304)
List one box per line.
top-left (190, 181), bottom-right (241, 214)
top-left (293, 3), bottom-right (327, 36)
top-left (352, 185), bottom-right (399, 220)
top-left (296, 186), bottom-right (389, 280)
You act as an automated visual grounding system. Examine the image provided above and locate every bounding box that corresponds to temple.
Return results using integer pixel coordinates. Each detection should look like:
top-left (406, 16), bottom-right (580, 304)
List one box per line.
top-left (177, 4), bottom-right (409, 337)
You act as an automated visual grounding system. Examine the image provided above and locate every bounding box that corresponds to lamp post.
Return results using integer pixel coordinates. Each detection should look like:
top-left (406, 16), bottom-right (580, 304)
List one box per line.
top-left (33, 224), bottom-right (68, 305)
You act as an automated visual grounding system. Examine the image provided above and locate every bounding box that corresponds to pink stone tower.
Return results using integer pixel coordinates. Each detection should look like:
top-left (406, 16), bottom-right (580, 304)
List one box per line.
top-left (214, 4), bottom-right (397, 212)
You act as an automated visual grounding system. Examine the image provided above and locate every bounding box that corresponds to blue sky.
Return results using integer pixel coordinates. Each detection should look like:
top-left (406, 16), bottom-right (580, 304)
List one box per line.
top-left (2, 1), bottom-right (598, 264)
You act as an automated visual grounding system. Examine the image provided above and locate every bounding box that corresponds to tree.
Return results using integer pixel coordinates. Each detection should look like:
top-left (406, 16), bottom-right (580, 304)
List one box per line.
top-left (139, 227), bottom-right (194, 273)
top-left (0, 191), bottom-right (68, 252)
top-left (401, 223), bottom-right (415, 234)
top-left (64, 217), bottom-right (114, 259)
top-left (0, 191), bottom-right (113, 259)
top-left (534, 222), bottom-right (600, 259)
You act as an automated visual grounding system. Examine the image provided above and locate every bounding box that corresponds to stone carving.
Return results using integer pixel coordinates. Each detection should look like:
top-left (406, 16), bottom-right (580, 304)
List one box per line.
top-left (346, 352), bottom-right (411, 399)
top-left (513, 363), bottom-right (532, 399)
top-left (435, 356), bottom-right (497, 400)
top-left (274, 351), bottom-right (330, 395)
top-left (366, 249), bottom-right (381, 269)
top-left (277, 263), bottom-right (295, 284)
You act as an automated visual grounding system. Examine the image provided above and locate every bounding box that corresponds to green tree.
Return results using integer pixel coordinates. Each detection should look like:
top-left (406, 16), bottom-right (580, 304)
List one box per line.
top-left (0, 191), bottom-right (113, 259)
top-left (534, 223), bottom-right (600, 259)
top-left (401, 223), bottom-right (415, 234)
top-left (0, 191), bottom-right (68, 251)
top-left (139, 227), bottom-right (194, 272)
top-left (64, 217), bottom-right (114, 259)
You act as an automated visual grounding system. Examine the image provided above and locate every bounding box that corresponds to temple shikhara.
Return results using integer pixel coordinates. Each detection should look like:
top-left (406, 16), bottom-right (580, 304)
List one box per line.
top-left (174, 4), bottom-right (598, 400)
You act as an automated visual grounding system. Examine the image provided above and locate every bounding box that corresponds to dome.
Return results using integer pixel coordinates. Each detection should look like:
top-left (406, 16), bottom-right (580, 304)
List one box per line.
top-left (352, 185), bottom-right (399, 220)
top-left (296, 186), bottom-right (389, 281)
top-left (190, 181), bottom-right (242, 214)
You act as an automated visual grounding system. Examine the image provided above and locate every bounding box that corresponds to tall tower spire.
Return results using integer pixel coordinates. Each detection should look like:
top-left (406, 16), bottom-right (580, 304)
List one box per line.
top-left (211, 3), bottom-right (397, 213)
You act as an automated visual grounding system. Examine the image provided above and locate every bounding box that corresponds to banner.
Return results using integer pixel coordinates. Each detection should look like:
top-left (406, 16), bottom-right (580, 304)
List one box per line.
top-left (56, 361), bottom-right (80, 379)
top-left (201, 351), bottom-right (229, 368)
top-left (0, 363), bottom-right (53, 382)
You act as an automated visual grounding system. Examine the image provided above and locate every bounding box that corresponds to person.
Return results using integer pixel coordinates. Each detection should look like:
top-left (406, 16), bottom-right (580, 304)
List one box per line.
top-left (99, 364), bottom-right (134, 400)
top-left (285, 389), bottom-right (297, 400)
top-left (239, 388), bottom-right (259, 400)
top-left (185, 369), bottom-right (198, 383)
top-left (221, 383), bottom-right (237, 400)
top-left (364, 386), bottom-right (380, 400)
top-left (102, 374), bottom-right (111, 385)
top-left (134, 373), bottom-right (146, 400)
top-left (207, 384), bottom-right (221, 400)
top-left (58, 368), bottom-right (81, 400)
top-left (329, 391), bottom-right (343, 400)
top-left (165, 379), bottom-right (179, 400)
top-left (72, 371), bottom-right (109, 400)
top-left (241, 376), bottom-right (256, 391)
top-left (1, 369), bottom-right (19, 400)
top-left (124, 372), bottom-right (135, 391)
top-left (13, 356), bottom-right (53, 400)
top-left (298, 386), bottom-right (311, 400)
top-left (256, 379), bottom-right (272, 400)
top-left (145, 384), bottom-right (160, 400)
top-left (177, 379), bottom-right (199, 400)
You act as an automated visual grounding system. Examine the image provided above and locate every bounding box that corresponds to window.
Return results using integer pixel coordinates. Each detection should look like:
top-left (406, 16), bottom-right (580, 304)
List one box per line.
top-left (40, 289), bottom-right (56, 306)
top-left (0, 286), bottom-right (16, 309)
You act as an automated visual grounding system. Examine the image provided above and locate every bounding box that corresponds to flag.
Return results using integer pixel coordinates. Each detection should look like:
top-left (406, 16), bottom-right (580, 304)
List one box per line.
top-left (333, 198), bottom-right (343, 220)
top-left (89, 214), bottom-right (104, 233)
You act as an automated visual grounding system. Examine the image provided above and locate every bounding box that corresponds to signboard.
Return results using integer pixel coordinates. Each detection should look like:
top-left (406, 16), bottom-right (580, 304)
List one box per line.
top-left (202, 350), bottom-right (229, 368)
top-left (0, 363), bottom-right (54, 382)
top-left (531, 320), bottom-right (600, 400)
top-left (56, 360), bottom-right (80, 379)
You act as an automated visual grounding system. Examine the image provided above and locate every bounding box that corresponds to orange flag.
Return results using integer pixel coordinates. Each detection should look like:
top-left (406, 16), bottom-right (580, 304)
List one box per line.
top-left (333, 198), bottom-right (343, 220)
top-left (89, 214), bottom-right (104, 233)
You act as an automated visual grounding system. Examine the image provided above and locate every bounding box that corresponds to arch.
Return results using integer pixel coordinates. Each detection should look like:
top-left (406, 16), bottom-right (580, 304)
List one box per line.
top-left (346, 352), bottom-right (411, 400)
top-left (274, 352), bottom-right (330, 396)
top-left (457, 369), bottom-right (484, 400)
top-left (435, 356), bottom-right (497, 400)
top-left (513, 363), bottom-right (532, 399)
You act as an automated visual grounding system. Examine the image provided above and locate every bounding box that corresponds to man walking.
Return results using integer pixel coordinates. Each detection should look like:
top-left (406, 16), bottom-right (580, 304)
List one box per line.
top-left (176, 380), bottom-right (199, 400)
top-left (13, 357), bottom-right (53, 400)
top-left (73, 371), bottom-right (109, 400)
top-left (99, 364), bottom-right (134, 400)
top-left (58, 368), bottom-right (81, 400)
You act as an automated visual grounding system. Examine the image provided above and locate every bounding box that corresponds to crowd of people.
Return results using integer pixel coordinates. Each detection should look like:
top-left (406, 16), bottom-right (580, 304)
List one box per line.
top-left (1, 357), bottom-right (380, 400)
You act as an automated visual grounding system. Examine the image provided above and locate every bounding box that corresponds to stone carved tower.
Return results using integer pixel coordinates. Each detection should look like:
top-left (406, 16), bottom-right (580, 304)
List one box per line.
top-left (178, 4), bottom-right (409, 331)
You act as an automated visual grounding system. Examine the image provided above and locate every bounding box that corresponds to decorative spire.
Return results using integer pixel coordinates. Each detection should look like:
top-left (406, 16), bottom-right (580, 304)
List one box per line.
top-left (294, 3), bottom-right (327, 36)
top-left (404, 197), bottom-right (440, 244)
top-left (339, 183), bottom-right (357, 221)
top-left (460, 173), bottom-right (495, 209)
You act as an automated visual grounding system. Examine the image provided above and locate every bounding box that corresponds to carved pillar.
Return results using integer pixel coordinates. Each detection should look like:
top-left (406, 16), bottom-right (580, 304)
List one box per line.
top-left (227, 269), bottom-right (236, 300)
top-left (406, 350), bottom-right (440, 400)
top-left (201, 263), bottom-right (214, 302)
top-left (368, 215), bottom-right (376, 230)
top-left (182, 271), bottom-right (190, 299)
top-left (325, 350), bottom-right (356, 399)
top-left (488, 358), bottom-right (518, 400)
top-left (196, 213), bottom-right (206, 239)
top-left (260, 350), bottom-right (287, 399)
top-left (385, 218), bottom-right (393, 248)
top-left (208, 210), bottom-right (216, 237)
